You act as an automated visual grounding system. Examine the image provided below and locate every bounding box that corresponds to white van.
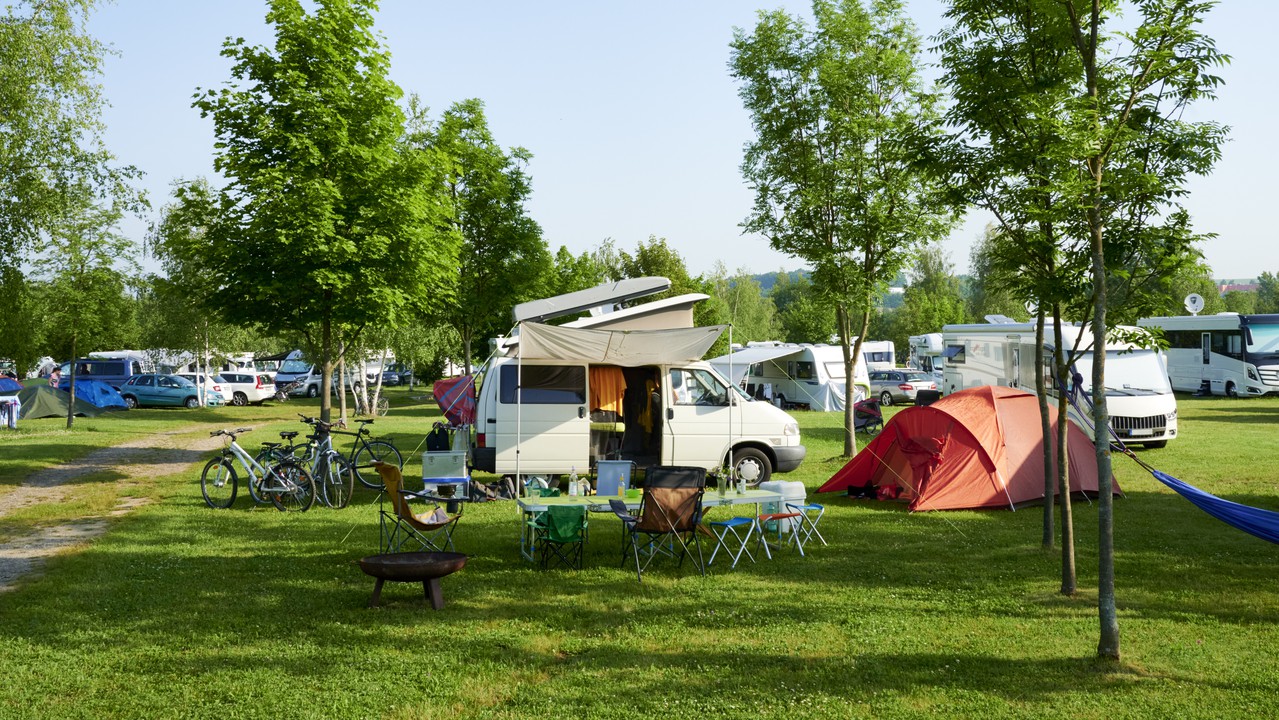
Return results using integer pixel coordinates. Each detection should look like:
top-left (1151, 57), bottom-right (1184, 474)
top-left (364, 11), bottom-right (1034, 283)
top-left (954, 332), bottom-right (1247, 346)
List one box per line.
top-left (907, 333), bottom-right (945, 381)
top-left (941, 321), bottom-right (1178, 447)
top-left (1137, 312), bottom-right (1279, 397)
top-left (471, 322), bottom-right (807, 485)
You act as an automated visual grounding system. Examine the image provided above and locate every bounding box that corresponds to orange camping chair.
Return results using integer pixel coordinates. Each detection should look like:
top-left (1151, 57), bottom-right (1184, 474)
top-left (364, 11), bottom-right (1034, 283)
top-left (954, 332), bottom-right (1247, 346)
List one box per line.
top-left (375, 462), bottom-right (462, 553)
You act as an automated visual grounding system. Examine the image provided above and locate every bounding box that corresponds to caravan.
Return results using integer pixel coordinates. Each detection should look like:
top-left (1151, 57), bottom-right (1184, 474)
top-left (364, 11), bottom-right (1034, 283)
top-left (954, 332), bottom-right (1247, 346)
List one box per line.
top-left (470, 279), bottom-right (807, 485)
top-left (941, 321), bottom-right (1178, 448)
top-left (907, 333), bottom-right (945, 381)
top-left (1137, 313), bottom-right (1279, 397)
top-left (707, 342), bottom-right (872, 411)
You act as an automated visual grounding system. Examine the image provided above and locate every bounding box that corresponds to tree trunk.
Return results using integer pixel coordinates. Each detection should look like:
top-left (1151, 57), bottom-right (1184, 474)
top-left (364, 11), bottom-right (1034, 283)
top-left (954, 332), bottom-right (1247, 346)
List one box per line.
top-left (1053, 322), bottom-right (1078, 595)
top-left (1090, 200), bottom-right (1120, 659)
top-left (65, 333), bottom-right (77, 429)
top-left (836, 304), bottom-right (859, 457)
top-left (320, 316), bottom-right (333, 423)
top-left (1035, 310), bottom-right (1054, 548)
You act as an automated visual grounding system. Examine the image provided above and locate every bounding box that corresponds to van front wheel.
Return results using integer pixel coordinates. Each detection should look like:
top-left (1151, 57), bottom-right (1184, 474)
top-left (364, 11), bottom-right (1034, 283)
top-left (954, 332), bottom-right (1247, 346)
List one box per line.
top-left (732, 447), bottom-right (771, 487)
top-left (306, 385), bottom-right (319, 398)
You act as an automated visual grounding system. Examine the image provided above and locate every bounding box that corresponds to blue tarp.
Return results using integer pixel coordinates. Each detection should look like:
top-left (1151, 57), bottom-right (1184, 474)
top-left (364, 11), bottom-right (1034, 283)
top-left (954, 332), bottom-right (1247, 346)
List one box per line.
top-left (1153, 469), bottom-right (1279, 545)
top-left (57, 378), bottom-right (129, 410)
top-left (0, 377), bottom-right (22, 394)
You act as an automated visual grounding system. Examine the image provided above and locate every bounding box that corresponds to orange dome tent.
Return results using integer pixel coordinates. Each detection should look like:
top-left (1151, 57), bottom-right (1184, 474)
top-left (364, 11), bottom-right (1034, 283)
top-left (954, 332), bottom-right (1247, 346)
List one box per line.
top-left (818, 385), bottom-right (1117, 511)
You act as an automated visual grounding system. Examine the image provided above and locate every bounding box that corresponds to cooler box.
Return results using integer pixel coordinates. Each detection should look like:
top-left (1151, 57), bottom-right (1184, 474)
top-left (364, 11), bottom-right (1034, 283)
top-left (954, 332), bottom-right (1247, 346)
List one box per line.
top-left (595, 460), bottom-right (634, 496)
top-left (422, 450), bottom-right (469, 504)
top-left (759, 480), bottom-right (806, 534)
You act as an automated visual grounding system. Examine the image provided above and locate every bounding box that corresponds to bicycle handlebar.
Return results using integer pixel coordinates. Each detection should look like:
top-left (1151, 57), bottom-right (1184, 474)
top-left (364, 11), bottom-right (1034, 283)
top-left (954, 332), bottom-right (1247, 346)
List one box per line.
top-left (210, 427), bottom-right (253, 438)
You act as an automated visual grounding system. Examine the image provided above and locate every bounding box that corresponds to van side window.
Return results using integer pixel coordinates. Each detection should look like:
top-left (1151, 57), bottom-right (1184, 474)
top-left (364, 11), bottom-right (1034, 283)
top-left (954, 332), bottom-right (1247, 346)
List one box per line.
top-left (670, 368), bottom-right (729, 406)
top-left (794, 361), bottom-right (814, 380)
top-left (498, 365), bottom-right (585, 404)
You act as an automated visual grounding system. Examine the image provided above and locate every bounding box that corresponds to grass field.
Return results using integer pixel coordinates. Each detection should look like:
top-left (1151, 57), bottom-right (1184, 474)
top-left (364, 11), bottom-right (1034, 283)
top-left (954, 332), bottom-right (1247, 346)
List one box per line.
top-left (1, 387), bottom-right (1277, 719)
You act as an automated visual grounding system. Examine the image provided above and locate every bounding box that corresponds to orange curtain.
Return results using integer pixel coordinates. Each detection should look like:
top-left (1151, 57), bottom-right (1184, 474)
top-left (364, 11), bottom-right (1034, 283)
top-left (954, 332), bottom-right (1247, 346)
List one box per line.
top-left (589, 366), bottom-right (627, 416)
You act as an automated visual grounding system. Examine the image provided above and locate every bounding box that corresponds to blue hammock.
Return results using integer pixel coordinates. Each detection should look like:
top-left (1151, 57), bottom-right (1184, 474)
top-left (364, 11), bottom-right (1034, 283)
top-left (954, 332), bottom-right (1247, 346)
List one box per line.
top-left (1150, 469), bottom-right (1279, 545)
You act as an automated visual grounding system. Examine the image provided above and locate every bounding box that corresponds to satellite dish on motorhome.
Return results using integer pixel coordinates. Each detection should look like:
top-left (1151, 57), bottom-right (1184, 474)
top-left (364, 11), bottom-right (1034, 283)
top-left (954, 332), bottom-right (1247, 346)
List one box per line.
top-left (1184, 293), bottom-right (1205, 316)
top-left (1024, 300), bottom-right (1038, 316)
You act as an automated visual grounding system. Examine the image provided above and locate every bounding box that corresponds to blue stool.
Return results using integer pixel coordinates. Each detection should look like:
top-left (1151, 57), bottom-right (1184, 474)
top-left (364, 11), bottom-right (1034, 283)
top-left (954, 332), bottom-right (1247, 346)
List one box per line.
top-left (787, 502), bottom-right (827, 547)
top-left (707, 516), bottom-right (759, 569)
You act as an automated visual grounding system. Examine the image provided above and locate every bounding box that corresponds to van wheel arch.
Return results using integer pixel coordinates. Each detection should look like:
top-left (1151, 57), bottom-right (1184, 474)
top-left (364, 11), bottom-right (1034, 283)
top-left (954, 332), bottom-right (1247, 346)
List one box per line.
top-left (306, 384), bottom-right (319, 398)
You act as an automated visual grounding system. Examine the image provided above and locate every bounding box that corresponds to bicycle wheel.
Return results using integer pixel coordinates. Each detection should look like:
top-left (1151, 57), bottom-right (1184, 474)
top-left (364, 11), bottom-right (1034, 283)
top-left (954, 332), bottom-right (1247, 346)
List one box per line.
top-left (353, 440), bottom-right (403, 490)
top-left (267, 460), bottom-right (314, 512)
top-left (374, 396), bottom-right (389, 417)
top-left (318, 453), bottom-right (355, 509)
top-left (200, 456), bottom-right (238, 509)
top-left (250, 448), bottom-right (286, 504)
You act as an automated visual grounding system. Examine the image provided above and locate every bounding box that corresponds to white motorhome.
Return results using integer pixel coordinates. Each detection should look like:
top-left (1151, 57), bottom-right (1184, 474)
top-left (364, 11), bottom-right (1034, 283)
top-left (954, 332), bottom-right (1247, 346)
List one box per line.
top-left (471, 279), bottom-right (807, 485)
top-left (1137, 313), bottom-right (1279, 397)
top-left (907, 333), bottom-right (945, 381)
top-left (941, 321), bottom-right (1178, 448)
top-left (707, 342), bottom-right (872, 411)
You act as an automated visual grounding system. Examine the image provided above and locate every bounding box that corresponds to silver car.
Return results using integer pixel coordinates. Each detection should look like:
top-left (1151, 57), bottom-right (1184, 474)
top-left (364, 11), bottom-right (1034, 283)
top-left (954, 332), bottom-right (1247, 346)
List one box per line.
top-left (868, 369), bottom-right (938, 406)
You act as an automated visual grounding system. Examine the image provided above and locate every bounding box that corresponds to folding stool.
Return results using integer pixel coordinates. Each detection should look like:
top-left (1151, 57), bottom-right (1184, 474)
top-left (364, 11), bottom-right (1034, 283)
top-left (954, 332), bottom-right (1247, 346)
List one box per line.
top-left (706, 516), bottom-right (759, 569)
top-left (787, 501), bottom-right (827, 546)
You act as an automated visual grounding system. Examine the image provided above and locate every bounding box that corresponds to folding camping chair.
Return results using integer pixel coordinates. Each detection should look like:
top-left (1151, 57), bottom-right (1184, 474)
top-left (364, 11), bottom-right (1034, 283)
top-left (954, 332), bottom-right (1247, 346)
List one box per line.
top-left (624, 466), bottom-right (706, 582)
top-left (375, 462), bottom-right (462, 553)
top-left (528, 504), bottom-right (588, 570)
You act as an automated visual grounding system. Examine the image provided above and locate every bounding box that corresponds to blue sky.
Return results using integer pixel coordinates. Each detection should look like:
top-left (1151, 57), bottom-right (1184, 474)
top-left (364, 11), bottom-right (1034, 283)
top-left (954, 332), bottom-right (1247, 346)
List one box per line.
top-left (91, 1), bottom-right (1274, 281)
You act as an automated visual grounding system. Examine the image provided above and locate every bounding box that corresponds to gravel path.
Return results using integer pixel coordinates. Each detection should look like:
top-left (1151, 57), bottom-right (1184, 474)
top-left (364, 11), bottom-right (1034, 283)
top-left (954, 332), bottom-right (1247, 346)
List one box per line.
top-left (0, 427), bottom-right (228, 592)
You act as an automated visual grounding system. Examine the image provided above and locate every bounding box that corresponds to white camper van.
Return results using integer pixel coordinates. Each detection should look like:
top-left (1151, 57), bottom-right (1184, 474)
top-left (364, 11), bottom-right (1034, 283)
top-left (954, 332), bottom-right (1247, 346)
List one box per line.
top-left (1137, 313), bottom-right (1279, 397)
top-left (471, 280), bottom-right (807, 485)
top-left (708, 342), bottom-right (872, 411)
top-left (907, 333), bottom-right (945, 381)
top-left (941, 321), bottom-right (1178, 447)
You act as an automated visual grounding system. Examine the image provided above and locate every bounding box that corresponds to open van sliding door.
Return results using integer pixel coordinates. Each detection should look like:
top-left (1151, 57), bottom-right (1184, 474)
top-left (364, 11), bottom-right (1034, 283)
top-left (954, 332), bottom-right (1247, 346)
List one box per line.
top-left (664, 367), bottom-right (734, 470)
top-left (494, 363), bottom-right (590, 475)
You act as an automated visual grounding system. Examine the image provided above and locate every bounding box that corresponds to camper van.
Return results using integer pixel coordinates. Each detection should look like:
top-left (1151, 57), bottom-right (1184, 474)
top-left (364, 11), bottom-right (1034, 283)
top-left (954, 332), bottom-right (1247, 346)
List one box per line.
top-left (860, 340), bottom-right (896, 372)
top-left (907, 333), bottom-right (945, 381)
top-left (708, 342), bottom-right (872, 411)
top-left (1137, 313), bottom-right (1279, 397)
top-left (941, 321), bottom-right (1178, 447)
top-left (273, 351), bottom-right (323, 397)
top-left (470, 278), bottom-right (806, 485)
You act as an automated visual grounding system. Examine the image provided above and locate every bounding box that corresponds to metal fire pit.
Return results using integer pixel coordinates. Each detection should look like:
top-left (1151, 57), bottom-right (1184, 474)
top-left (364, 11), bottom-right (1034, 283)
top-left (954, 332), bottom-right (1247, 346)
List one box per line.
top-left (357, 551), bottom-right (467, 610)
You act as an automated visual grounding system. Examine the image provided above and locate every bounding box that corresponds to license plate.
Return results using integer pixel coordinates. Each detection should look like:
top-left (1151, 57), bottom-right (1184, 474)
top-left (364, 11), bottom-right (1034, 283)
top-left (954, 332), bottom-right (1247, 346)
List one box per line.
top-left (1128, 428), bottom-right (1154, 437)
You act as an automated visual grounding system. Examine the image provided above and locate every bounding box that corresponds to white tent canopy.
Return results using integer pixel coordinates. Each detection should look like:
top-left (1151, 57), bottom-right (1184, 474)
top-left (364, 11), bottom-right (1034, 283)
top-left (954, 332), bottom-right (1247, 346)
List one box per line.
top-left (707, 345), bottom-right (800, 385)
top-left (513, 322), bottom-right (726, 366)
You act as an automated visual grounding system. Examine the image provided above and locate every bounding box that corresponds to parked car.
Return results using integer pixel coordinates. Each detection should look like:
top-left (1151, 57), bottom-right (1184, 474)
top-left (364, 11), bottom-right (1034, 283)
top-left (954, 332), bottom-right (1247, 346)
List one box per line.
top-left (868, 369), bottom-right (938, 406)
top-left (176, 373), bottom-right (228, 405)
top-left (217, 372), bottom-right (277, 406)
top-left (119, 374), bottom-right (216, 409)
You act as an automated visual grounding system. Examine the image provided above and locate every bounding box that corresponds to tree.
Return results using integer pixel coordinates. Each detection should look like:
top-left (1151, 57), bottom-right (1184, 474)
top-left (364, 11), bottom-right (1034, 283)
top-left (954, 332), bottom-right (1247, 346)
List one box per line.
top-left (771, 271), bottom-right (835, 344)
top-left (0, 0), bottom-right (141, 272)
top-left (192, 0), bottom-right (456, 421)
top-left (31, 188), bottom-right (137, 427)
top-left (967, 226), bottom-right (1031, 321)
top-left (710, 264), bottom-right (781, 345)
top-left (895, 248), bottom-right (968, 344)
top-left (1255, 272), bottom-right (1278, 314)
top-left (1222, 290), bottom-right (1256, 315)
top-left (731, 0), bottom-right (956, 456)
top-left (423, 98), bottom-right (552, 371)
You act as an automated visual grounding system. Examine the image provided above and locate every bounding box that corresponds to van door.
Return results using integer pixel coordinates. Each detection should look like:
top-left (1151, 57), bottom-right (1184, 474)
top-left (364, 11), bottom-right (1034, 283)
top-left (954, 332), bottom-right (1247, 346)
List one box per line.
top-left (664, 367), bottom-right (734, 470)
top-left (493, 363), bottom-right (590, 475)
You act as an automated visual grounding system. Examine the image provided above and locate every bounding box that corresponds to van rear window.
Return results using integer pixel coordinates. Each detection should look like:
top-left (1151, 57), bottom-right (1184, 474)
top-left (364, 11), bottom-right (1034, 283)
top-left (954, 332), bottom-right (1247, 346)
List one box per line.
top-left (499, 365), bottom-right (585, 404)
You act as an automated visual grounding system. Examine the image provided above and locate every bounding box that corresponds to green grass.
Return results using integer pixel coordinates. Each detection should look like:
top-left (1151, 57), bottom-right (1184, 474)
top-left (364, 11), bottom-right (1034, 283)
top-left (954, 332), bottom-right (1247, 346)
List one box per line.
top-left (1, 389), bottom-right (1278, 718)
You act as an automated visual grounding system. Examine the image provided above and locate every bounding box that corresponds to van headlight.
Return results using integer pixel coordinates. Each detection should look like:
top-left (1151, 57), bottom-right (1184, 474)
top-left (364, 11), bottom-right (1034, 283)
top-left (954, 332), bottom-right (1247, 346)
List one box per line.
top-left (1166, 408), bottom-right (1177, 422)
top-left (1248, 367), bottom-right (1259, 381)
top-left (783, 422), bottom-right (800, 437)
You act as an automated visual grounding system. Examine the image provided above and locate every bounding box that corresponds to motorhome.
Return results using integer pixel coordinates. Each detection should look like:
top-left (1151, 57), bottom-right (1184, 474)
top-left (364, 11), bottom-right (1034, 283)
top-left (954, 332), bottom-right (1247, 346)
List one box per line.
top-left (1137, 313), bottom-right (1279, 397)
top-left (273, 350), bottom-right (323, 397)
top-left (471, 278), bottom-right (807, 485)
top-left (907, 333), bottom-right (945, 381)
top-left (941, 321), bottom-right (1178, 448)
top-left (707, 341), bottom-right (872, 411)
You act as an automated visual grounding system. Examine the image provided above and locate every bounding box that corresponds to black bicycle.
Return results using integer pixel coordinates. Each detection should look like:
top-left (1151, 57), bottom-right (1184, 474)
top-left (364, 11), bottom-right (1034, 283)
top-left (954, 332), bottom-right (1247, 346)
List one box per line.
top-left (332, 418), bottom-right (403, 489)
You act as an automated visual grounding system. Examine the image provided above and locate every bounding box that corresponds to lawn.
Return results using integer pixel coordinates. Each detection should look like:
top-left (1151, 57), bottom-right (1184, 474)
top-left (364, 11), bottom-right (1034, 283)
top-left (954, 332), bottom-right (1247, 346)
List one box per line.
top-left (1, 387), bottom-right (1277, 719)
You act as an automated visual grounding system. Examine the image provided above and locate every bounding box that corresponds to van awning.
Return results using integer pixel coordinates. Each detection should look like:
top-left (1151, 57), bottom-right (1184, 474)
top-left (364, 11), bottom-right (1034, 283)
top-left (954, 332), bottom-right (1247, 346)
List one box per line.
top-left (707, 346), bottom-right (802, 384)
top-left (515, 322), bottom-right (726, 366)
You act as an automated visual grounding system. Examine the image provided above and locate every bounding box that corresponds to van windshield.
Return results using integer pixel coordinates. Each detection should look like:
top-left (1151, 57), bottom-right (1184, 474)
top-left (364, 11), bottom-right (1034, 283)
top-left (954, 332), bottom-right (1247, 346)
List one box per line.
top-left (279, 359), bottom-right (310, 374)
top-left (1246, 324), bottom-right (1279, 357)
top-left (1072, 350), bottom-right (1172, 394)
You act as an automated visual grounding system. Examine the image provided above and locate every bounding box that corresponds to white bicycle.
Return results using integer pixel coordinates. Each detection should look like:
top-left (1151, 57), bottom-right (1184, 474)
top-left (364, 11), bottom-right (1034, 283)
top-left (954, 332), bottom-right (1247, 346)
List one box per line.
top-left (201, 427), bottom-right (315, 511)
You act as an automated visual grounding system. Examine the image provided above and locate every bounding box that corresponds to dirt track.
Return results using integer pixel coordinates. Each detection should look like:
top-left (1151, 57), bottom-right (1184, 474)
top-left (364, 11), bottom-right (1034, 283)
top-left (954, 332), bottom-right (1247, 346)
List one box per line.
top-left (0, 428), bottom-right (225, 592)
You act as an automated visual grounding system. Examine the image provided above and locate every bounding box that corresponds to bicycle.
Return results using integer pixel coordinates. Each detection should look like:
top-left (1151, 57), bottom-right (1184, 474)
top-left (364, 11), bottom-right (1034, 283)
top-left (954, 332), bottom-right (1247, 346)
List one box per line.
top-left (333, 417), bottom-right (403, 490)
top-left (297, 415), bottom-right (356, 509)
top-left (201, 427), bottom-right (315, 512)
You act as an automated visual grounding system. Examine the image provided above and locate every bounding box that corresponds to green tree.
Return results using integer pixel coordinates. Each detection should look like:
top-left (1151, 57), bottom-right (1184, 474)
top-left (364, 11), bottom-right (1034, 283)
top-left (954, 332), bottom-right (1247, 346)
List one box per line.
top-left (192, 0), bottom-right (455, 421)
top-left (710, 264), bottom-right (780, 345)
top-left (967, 225), bottom-right (1031, 321)
top-left (0, 0), bottom-right (142, 271)
top-left (1255, 272), bottom-right (1279, 314)
top-left (731, 0), bottom-right (956, 456)
top-left (424, 98), bottom-right (552, 371)
top-left (1222, 290), bottom-right (1256, 315)
top-left (32, 190), bottom-right (137, 427)
top-left (895, 248), bottom-right (968, 343)
top-left (771, 271), bottom-right (835, 344)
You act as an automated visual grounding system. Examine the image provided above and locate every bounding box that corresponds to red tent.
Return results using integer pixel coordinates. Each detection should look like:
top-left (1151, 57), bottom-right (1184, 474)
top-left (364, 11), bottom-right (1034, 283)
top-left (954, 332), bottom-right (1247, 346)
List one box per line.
top-left (818, 385), bottom-right (1117, 511)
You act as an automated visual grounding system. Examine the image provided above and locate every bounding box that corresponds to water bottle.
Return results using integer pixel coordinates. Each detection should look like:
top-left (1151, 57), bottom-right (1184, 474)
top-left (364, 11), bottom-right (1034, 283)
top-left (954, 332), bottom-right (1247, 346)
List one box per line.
top-left (569, 466), bottom-right (579, 496)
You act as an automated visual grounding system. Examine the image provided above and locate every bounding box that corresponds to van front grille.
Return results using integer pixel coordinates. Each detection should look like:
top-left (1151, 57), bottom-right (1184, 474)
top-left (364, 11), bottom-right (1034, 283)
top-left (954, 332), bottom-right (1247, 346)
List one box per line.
top-left (1110, 415), bottom-right (1166, 432)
